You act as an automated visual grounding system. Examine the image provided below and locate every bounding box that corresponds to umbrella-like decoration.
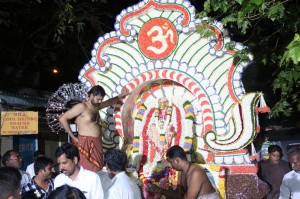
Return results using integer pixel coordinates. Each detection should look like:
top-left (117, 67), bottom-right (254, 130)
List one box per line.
top-left (46, 83), bottom-right (88, 133)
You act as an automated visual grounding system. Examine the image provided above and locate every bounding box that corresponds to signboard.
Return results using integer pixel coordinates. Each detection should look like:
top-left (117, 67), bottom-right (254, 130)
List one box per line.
top-left (0, 111), bottom-right (38, 135)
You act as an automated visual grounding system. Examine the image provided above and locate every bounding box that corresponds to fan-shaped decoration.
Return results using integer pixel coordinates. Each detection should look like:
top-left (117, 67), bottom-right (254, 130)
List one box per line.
top-left (77, 0), bottom-right (271, 197)
top-left (46, 83), bottom-right (88, 133)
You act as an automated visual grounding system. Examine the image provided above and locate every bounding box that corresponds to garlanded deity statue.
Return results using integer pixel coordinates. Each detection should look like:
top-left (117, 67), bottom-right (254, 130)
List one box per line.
top-left (148, 97), bottom-right (176, 161)
top-left (129, 89), bottom-right (196, 199)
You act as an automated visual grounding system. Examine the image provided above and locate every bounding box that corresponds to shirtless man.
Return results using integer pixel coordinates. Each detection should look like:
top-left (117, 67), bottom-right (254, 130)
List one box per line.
top-left (148, 145), bottom-right (220, 199)
top-left (59, 85), bottom-right (129, 172)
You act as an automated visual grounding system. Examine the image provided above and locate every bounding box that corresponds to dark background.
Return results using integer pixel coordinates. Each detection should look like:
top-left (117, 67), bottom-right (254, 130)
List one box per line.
top-left (0, 0), bottom-right (202, 92)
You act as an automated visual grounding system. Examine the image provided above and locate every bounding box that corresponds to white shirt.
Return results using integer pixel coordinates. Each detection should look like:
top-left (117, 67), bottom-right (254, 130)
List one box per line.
top-left (105, 171), bottom-right (141, 199)
top-left (279, 170), bottom-right (300, 199)
top-left (54, 166), bottom-right (104, 199)
top-left (97, 170), bottom-right (112, 192)
top-left (26, 162), bottom-right (35, 179)
top-left (19, 170), bottom-right (31, 186)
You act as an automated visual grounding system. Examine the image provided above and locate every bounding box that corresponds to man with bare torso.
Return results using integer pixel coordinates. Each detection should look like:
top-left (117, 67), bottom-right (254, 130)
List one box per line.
top-left (148, 145), bottom-right (220, 199)
top-left (59, 85), bottom-right (129, 172)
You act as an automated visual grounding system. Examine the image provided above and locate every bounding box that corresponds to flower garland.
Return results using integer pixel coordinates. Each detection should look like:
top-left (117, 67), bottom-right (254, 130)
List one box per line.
top-left (34, 189), bottom-right (42, 198)
top-left (139, 165), bottom-right (178, 199)
top-left (131, 97), bottom-right (198, 198)
top-left (138, 104), bottom-right (182, 198)
top-left (135, 104), bottom-right (147, 120)
top-left (183, 136), bottom-right (193, 152)
top-left (132, 136), bottom-right (140, 153)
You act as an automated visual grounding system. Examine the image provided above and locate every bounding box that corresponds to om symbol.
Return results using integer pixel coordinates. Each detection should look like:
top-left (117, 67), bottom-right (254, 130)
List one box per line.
top-left (147, 24), bottom-right (175, 54)
top-left (139, 18), bottom-right (178, 60)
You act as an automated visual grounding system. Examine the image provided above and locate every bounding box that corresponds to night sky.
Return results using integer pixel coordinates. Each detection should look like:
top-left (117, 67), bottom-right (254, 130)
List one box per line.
top-left (0, 1), bottom-right (201, 92)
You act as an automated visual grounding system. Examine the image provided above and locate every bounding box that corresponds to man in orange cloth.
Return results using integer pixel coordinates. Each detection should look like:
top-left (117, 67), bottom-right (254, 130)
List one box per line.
top-left (59, 85), bottom-right (129, 172)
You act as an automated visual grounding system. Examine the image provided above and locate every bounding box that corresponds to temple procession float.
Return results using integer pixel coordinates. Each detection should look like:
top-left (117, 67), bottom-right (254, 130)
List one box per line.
top-left (47, 0), bottom-right (271, 198)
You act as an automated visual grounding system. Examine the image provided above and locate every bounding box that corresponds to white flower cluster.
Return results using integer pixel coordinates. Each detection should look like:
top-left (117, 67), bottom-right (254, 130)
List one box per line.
top-left (34, 190), bottom-right (42, 198)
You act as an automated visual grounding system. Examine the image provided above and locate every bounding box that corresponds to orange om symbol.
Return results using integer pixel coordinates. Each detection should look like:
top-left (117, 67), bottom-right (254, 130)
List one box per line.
top-left (147, 23), bottom-right (175, 54)
top-left (139, 18), bottom-right (178, 60)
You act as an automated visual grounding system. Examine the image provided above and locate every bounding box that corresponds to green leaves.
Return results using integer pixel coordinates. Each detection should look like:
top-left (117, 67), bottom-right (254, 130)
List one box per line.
top-left (195, 22), bottom-right (216, 38)
top-left (233, 48), bottom-right (251, 64)
top-left (203, 1), bottom-right (211, 13)
top-left (196, 0), bottom-right (289, 34)
top-left (281, 34), bottom-right (300, 66)
top-left (196, 22), bottom-right (251, 64)
top-left (272, 34), bottom-right (300, 117)
top-left (251, 0), bottom-right (263, 6)
top-left (272, 100), bottom-right (293, 117)
top-left (196, 0), bottom-right (300, 123)
top-left (267, 3), bottom-right (284, 21)
top-left (225, 41), bottom-right (236, 50)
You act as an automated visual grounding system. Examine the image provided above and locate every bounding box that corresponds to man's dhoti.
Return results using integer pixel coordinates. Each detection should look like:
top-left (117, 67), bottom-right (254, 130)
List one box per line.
top-left (77, 135), bottom-right (103, 172)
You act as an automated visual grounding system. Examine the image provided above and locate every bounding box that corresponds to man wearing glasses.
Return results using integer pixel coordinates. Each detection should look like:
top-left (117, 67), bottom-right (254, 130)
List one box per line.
top-left (2, 149), bottom-right (31, 186)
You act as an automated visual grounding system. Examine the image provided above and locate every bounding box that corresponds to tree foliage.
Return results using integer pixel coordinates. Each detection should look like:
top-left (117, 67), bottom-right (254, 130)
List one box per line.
top-left (196, 0), bottom-right (300, 125)
top-left (0, 0), bottom-right (139, 90)
top-left (273, 34), bottom-right (300, 118)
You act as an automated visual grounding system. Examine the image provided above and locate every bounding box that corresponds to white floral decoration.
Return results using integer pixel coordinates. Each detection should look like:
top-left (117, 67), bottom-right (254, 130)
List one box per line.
top-left (34, 190), bottom-right (42, 198)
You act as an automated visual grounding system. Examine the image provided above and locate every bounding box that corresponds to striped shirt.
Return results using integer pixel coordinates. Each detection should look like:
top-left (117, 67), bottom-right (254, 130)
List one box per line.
top-left (21, 177), bottom-right (54, 199)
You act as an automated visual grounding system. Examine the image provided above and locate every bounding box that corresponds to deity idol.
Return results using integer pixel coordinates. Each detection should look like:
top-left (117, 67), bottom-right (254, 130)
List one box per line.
top-left (148, 97), bottom-right (176, 162)
top-left (130, 92), bottom-right (197, 199)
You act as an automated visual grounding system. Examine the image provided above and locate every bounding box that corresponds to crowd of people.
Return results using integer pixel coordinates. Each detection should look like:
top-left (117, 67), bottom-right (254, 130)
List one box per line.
top-left (0, 143), bottom-right (140, 199)
top-left (0, 143), bottom-right (223, 199)
top-left (1, 85), bottom-right (299, 199)
top-left (257, 144), bottom-right (300, 199)
top-left (1, 142), bottom-right (300, 199)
